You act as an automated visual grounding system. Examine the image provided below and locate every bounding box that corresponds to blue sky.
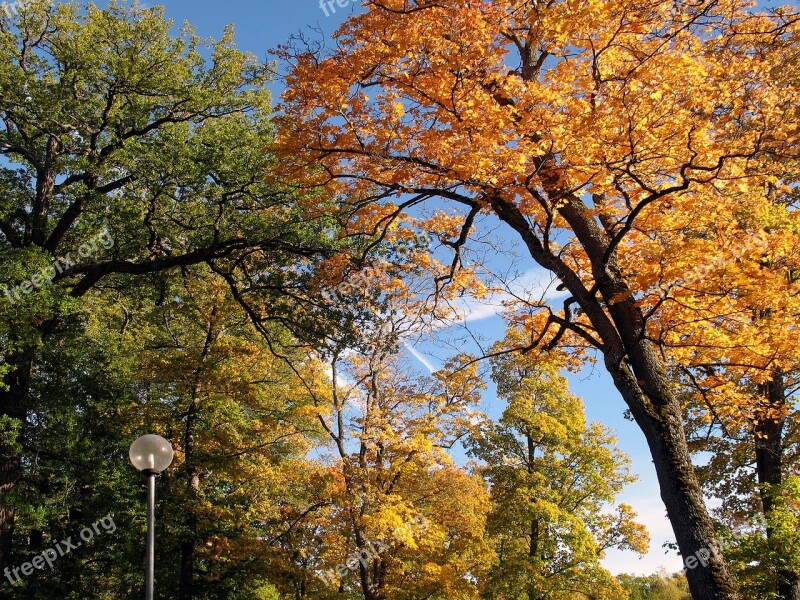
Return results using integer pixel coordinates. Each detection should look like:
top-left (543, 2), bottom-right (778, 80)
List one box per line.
top-left (137, 0), bottom-right (683, 576)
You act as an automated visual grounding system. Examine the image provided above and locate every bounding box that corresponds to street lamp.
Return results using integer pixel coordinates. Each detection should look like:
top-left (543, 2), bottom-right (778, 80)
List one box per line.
top-left (129, 434), bottom-right (174, 600)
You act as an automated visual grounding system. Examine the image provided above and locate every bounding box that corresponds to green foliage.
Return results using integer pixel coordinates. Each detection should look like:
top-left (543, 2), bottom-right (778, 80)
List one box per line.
top-left (708, 475), bottom-right (800, 600)
top-left (617, 571), bottom-right (691, 600)
top-left (1, 3), bottom-right (760, 600)
top-left (0, 0), bottom-right (342, 345)
top-left (0, 1), bottom-right (343, 598)
top-left (467, 344), bottom-right (649, 599)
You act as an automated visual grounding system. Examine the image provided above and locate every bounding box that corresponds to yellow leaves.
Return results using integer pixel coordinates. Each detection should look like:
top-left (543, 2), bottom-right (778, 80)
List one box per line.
top-left (420, 211), bottom-right (467, 238)
top-left (277, 0), bottom-right (795, 222)
top-left (347, 202), bottom-right (400, 236)
top-left (367, 508), bottom-right (421, 549)
top-left (314, 253), bottom-right (352, 287)
top-left (293, 403), bottom-right (331, 420)
top-left (297, 343), bottom-right (494, 597)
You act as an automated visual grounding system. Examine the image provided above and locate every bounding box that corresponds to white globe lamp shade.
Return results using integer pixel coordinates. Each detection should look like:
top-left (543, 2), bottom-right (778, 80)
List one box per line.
top-left (129, 434), bottom-right (174, 473)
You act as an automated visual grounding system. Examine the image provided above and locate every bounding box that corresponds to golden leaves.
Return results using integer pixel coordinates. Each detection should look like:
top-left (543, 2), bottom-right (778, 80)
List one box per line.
top-left (277, 0), bottom-right (800, 431)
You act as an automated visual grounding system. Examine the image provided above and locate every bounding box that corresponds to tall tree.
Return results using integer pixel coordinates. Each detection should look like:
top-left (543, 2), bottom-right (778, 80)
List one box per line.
top-left (276, 1), bottom-right (800, 597)
top-left (290, 334), bottom-right (493, 600)
top-left (3, 262), bottom-right (337, 599)
top-left (132, 269), bottom-right (328, 600)
top-left (0, 0), bottom-right (339, 571)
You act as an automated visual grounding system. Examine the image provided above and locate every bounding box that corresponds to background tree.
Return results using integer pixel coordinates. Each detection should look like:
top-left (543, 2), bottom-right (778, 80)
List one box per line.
top-left (288, 330), bottom-right (493, 600)
top-left (681, 371), bottom-right (800, 600)
top-left (3, 260), bottom-right (338, 599)
top-left (132, 269), bottom-right (329, 600)
top-left (646, 85), bottom-right (800, 597)
top-left (468, 337), bottom-right (648, 599)
top-left (617, 570), bottom-right (691, 600)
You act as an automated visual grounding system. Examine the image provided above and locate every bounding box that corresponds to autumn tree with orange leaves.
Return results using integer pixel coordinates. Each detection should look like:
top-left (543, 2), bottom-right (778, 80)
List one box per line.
top-left (275, 1), bottom-right (800, 598)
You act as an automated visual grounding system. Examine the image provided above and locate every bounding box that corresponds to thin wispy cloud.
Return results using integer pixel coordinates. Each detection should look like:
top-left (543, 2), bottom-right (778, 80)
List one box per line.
top-left (403, 342), bottom-right (438, 374)
top-left (444, 267), bottom-right (568, 326)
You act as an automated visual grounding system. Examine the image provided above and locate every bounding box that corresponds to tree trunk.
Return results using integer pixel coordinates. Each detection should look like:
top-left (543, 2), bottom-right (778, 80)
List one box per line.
top-left (179, 315), bottom-right (217, 600)
top-left (355, 528), bottom-right (384, 600)
top-left (179, 393), bottom-right (201, 600)
top-left (566, 199), bottom-right (739, 599)
top-left (488, 193), bottom-right (740, 599)
top-left (755, 373), bottom-right (800, 600)
top-left (607, 354), bottom-right (738, 599)
top-left (602, 294), bottom-right (738, 599)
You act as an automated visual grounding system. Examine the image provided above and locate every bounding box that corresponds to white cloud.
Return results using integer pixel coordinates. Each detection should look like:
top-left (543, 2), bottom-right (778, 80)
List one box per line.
top-left (403, 341), bottom-right (439, 373)
top-left (601, 493), bottom-right (684, 576)
top-left (445, 267), bottom-right (568, 325)
top-left (403, 268), bottom-right (690, 580)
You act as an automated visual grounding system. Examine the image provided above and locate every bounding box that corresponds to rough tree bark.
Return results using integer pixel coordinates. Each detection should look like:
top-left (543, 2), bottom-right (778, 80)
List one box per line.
top-left (488, 189), bottom-right (740, 599)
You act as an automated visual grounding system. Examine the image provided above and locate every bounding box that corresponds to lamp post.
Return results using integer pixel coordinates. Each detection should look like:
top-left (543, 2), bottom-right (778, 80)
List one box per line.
top-left (129, 434), bottom-right (174, 600)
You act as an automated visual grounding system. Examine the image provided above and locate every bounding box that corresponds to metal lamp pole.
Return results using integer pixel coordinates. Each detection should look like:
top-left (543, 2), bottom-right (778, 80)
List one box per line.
top-left (146, 470), bottom-right (156, 600)
top-left (129, 435), bottom-right (174, 600)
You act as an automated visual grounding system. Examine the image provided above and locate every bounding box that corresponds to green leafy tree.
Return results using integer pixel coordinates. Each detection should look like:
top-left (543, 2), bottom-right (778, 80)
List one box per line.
top-left (0, 0), bottom-right (339, 576)
top-left (468, 339), bottom-right (649, 599)
top-left (4, 264), bottom-right (339, 599)
top-left (125, 269), bottom-right (330, 600)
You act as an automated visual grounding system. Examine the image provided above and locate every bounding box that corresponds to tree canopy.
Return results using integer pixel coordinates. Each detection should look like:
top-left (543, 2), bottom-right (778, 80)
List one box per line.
top-left (276, 0), bottom-right (800, 598)
top-left (2, 1), bottom-right (800, 599)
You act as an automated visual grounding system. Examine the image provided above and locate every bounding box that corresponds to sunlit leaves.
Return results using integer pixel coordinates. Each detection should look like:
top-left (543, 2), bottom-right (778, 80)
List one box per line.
top-left (468, 343), bottom-right (648, 599)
